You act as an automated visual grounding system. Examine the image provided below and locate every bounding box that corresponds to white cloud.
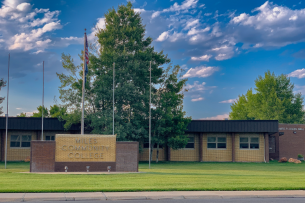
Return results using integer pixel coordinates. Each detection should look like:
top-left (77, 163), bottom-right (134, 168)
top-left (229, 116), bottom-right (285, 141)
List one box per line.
top-left (16, 2), bottom-right (31, 12)
top-left (152, 0), bottom-right (199, 18)
top-left (187, 26), bottom-right (210, 35)
top-left (190, 54), bottom-right (212, 61)
top-left (288, 68), bottom-right (305, 78)
top-left (200, 113), bottom-right (229, 120)
top-left (134, 8), bottom-right (145, 13)
top-left (88, 17), bottom-right (106, 41)
top-left (184, 19), bottom-right (199, 30)
top-left (16, 107), bottom-right (22, 110)
top-left (191, 97), bottom-right (204, 102)
top-left (156, 31), bottom-right (170, 41)
top-left (219, 98), bottom-right (237, 103)
top-left (231, 1), bottom-right (305, 47)
top-left (149, 1), bottom-right (305, 62)
top-left (182, 66), bottom-right (218, 78)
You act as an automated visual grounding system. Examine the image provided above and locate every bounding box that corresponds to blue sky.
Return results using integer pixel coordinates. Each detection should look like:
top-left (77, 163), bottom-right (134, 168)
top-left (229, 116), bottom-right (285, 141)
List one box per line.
top-left (1, 0), bottom-right (305, 119)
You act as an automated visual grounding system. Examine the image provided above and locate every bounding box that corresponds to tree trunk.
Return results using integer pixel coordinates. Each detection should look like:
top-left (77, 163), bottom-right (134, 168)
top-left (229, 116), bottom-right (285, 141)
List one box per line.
top-left (156, 143), bottom-right (159, 163)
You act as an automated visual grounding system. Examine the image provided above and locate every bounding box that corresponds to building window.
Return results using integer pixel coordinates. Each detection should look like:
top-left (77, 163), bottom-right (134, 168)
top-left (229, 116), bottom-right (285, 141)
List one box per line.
top-left (185, 136), bottom-right (194, 148)
top-left (10, 135), bottom-right (31, 148)
top-left (207, 136), bottom-right (227, 149)
top-left (240, 136), bottom-right (259, 149)
top-left (46, 135), bottom-right (55, 141)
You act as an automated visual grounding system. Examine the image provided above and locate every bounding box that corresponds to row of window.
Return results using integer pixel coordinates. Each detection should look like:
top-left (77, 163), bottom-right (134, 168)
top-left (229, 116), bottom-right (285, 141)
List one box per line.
top-left (10, 135), bottom-right (55, 148)
top-left (143, 136), bottom-right (260, 150)
top-left (9, 135), bottom-right (259, 149)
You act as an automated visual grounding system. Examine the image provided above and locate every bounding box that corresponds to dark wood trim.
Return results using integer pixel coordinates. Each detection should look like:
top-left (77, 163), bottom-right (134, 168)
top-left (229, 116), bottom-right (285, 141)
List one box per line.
top-left (199, 133), bottom-right (203, 162)
top-left (232, 133), bottom-right (235, 162)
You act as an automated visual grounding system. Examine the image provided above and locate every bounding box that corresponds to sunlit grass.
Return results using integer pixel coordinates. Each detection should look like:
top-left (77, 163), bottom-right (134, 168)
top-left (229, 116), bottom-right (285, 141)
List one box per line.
top-left (0, 161), bottom-right (305, 192)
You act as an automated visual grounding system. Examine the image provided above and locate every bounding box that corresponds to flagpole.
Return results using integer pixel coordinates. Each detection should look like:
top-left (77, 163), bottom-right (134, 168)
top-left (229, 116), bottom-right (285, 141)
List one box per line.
top-left (113, 62), bottom-right (115, 135)
top-left (5, 53), bottom-right (10, 169)
top-left (81, 29), bottom-right (86, 135)
top-left (149, 61), bottom-right (151, 169)
top-left (41, 61), bottom-right (44, 141)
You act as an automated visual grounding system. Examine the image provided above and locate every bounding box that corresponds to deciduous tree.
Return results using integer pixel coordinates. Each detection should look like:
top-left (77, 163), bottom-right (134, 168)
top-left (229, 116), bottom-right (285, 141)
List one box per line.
top-left (230, 71), bottom-right (304, 123)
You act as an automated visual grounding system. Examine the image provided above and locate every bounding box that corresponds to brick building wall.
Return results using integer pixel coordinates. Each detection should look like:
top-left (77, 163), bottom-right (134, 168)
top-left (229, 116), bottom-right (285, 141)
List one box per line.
top-left (278, 124), bottom-right (305, 159)
top-left (235, 133), bottom-right (265, 162)
top-left (116, 142), bottom-right (138, 172)
top-left (7, 130), bottom-right (37, 161)
top-left (30, 141), bottom-right (55, 172)
top-left (202, 133), bottom-right (233, 162)
top-left (170, 133), bottom-right (200, 162)
top-left (139, 147), bottom-right (167, 161)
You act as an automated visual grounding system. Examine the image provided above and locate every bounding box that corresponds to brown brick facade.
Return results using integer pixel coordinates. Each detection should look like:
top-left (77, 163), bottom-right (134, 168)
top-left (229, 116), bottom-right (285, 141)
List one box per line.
top-left (116, 142), bottom-right (138, 172)
top-left (278, 124), bottom-right (305, 159)
top-left (30, 141), bottom-right (55, 172)
top-left (30, 140), bottom-right (138, 172)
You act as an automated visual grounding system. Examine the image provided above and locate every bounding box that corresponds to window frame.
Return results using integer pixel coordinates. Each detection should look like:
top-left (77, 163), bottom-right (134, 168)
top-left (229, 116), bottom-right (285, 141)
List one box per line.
top-left (239, 135), bottom-right (260, 150)
top-left (10, 135), bottom-right (32, 148)
top-left (207, 135), bottom-right (227, 150)
top-left (184, 136), bottom-right (195, 149)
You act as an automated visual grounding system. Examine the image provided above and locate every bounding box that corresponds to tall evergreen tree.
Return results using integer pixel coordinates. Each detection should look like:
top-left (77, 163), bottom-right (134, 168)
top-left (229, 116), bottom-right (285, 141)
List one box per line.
top-left (90, 2), bottom-right (170, 141)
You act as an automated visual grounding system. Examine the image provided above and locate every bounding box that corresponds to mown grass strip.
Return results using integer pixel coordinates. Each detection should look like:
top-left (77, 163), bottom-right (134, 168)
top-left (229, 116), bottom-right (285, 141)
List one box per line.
top-left (0, 161), bottom-right (305, 192)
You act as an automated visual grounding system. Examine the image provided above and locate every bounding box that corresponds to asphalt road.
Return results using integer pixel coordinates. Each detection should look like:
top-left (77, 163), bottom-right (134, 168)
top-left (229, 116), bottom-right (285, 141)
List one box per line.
top-left (4, 198), bottom-right (305, 203)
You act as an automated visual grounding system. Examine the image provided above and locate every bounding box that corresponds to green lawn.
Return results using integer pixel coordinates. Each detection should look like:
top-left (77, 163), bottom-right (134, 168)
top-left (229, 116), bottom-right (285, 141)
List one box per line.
top-left (1, 161), bottom-right (305, 192)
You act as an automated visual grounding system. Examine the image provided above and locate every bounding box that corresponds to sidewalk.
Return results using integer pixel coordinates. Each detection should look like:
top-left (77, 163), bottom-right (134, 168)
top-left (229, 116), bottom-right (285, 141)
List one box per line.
top-left (1, 190), bottom-right (305, 202)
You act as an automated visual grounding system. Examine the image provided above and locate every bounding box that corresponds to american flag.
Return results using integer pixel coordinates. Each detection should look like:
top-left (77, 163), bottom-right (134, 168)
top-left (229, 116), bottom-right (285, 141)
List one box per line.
top-left (84, 33), bottom-right (89, 84)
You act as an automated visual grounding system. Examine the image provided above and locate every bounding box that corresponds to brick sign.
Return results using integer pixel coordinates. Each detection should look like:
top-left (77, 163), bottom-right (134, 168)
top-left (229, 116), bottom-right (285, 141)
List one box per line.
top-left (55, 134), bottom-right (116, 162)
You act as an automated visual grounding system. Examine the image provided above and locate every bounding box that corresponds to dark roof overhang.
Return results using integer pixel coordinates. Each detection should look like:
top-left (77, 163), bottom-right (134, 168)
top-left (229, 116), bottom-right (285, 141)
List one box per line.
top-left (186, 120), bottom-right (278, 134)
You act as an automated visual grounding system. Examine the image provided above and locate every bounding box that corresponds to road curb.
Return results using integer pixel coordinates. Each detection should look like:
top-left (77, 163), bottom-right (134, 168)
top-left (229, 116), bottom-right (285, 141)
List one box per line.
top-left (1, 191), bottom-right (305, 202)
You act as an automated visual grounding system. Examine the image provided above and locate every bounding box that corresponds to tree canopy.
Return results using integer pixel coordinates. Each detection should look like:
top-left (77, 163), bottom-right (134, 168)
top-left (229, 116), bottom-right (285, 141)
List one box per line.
top-left (0, 79), bottom-right (6, 116)
top-left (56, 2), bottom-right (191, 149)
top-left (229, 71), bottom-right (304, 124)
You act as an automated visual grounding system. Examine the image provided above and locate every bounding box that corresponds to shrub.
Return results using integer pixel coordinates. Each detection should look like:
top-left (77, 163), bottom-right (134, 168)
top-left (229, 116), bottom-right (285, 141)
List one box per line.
top-left (279, 157), bottom-right (288, 162)
top-left (298, 154), bottom-right (304, 158)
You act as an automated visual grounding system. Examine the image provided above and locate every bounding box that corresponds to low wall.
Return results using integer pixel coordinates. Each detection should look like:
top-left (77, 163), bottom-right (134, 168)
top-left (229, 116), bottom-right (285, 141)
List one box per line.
top-left (30, 140), bottom-right (138, 172)
top-left (30, 141), bottom-right (55, 172)
top-left (116, 142), bottom-right (138, 172)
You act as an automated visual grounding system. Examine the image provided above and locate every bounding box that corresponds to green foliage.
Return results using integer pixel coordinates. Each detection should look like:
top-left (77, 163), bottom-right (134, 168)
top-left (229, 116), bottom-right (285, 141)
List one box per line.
top-left (298, 154), bottom-right (304, 158)
top-left (49, 104), bottom-right (67, 119)
top-left (56, 2), bottom-right (190, 148)
top-left (0, 78), bottom-right (6, 115)
top-left (17, 112), bottom-right (27, 117)
top-left (230, 71), bottom-right (305, 124)
top-left (32, 106), bottom-right (49, 118)
top-left (151, 64), bottom-right (191, 154)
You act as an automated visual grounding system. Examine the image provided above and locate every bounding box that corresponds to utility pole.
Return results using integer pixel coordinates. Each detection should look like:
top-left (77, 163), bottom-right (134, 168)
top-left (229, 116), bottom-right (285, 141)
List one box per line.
top-left (149, 61), bottom-right (151, 169)
top-left (5, 53), bottom-right (10, 169)
top-left (41, 61), bottom-right (44, 140)
top-left (113, 62), bottom-right (115, 135)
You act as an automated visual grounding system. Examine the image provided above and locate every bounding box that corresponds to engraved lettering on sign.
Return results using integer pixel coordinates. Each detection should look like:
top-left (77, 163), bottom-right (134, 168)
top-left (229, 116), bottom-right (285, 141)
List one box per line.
top-left (55, 135), bottom-right (115, 162)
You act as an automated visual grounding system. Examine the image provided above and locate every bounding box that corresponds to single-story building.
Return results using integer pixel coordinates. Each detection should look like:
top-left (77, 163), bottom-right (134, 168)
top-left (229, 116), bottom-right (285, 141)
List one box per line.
top-left (0, 117), bottom-right (80, 161)
top-left (0, 117), bottom-right (279, 162)
top-left (140, 120), bottom-right (278, 162)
